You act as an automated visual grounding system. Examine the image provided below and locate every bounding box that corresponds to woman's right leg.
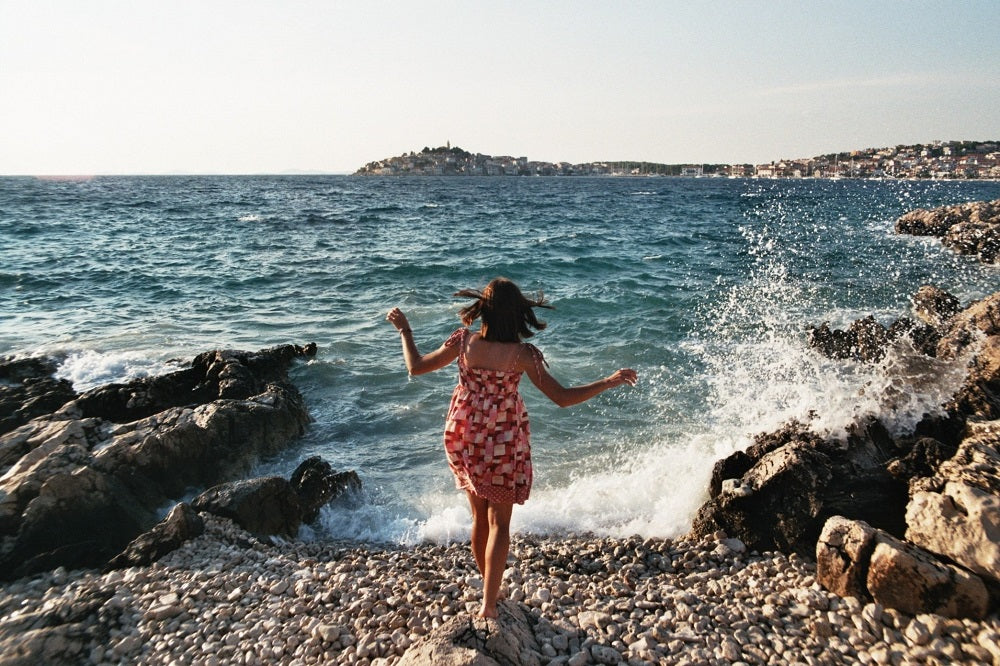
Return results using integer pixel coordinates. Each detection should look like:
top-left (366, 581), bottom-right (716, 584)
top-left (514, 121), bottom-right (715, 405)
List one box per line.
top-left (479, 500), bottom-right (513, 619)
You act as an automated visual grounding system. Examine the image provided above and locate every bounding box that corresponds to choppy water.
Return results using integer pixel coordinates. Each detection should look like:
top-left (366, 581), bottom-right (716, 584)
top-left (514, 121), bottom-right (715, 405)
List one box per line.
top-left (2, 175), bottom-right (998, 543)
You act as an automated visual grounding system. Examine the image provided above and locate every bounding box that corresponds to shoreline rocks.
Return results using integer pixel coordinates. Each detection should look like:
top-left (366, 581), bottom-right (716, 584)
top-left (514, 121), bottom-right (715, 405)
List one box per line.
top-left (695, 283), bottom-right (1000, 621)
top-left (895, 198), bottom-right (1000, 264)
top-left (0, 344), bottom-right (317, 580)
top-left (1, 515), bottom-right (997, 666)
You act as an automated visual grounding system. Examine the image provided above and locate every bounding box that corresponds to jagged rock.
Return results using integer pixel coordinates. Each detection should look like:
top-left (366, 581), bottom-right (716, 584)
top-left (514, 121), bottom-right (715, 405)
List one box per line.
top-left (105, 502), bottom-right (205, 570)
top-left (692, 419), bottom-right (908, 555)
top-left (816, 516), bottom-right (990, 619)
top-left (896, 198), bottom-right (1000, 264)
top-left (867, 531), bottom-right (989, 619)
top-left (808, 316), bottom-right (939, 362)
top-left (937, 292), bottom-right (1000, 359)
top-left (192, 476), bottom-right (302, 538)
top-left (905, 420), bottom-right (1000, 590)
top-left (0, 356), bottom-right (76, 437)
top-left (290, 455), bottom-right (362, 523)
top-left (398, 600), bottom-right (541, 666)
top-left (912, 285), bottom-right (961, 328)
top-left (0, 344), bottom-right (314, 580)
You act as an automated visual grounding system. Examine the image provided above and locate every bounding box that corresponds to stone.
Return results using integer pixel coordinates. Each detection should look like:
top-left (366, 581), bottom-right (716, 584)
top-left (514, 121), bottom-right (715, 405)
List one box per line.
top-left (895, 199), bottom-right (1000, 265)
top-left (0, 355), bottom-right (77, 438)
top-left (192, 476), bottom-right (302, 538)
top-left (0, 344), bottom-right (314, 580)
top-left (106, 502), bottom-right (205, 570)
top-left (866, 534), bottom-right (989, 619)
top-left (397, 601), bottom-right (541, 666)
top-left (816, 516), bottom-right (879, 599)
top-left (911, 285), bottom-right (961, 328)
top-left (289, 455), bottom-right (362, 524)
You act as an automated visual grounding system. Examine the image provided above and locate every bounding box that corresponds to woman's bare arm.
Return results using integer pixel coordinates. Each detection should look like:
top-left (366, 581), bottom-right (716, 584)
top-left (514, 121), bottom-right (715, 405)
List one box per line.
top-left (522, 348), bottom-right (636, 408)
top-left (387, 307), bottom-right (459, 375)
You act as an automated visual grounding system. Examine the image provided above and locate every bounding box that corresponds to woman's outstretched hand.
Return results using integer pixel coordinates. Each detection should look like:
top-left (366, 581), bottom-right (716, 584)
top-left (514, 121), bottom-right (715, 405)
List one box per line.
top-left (608, 368), bottom-right (638, 387)
top-left (386, 307), bottom-right (410, 332)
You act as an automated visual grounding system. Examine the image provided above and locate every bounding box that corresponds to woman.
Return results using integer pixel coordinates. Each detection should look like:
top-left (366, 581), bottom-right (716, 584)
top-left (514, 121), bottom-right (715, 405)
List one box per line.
top-left (387, 277), bottom-right (637, 618)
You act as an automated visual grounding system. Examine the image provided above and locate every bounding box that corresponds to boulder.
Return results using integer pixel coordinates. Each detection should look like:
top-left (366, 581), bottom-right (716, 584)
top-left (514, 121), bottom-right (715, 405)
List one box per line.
top-left (808, 316), bottom-right (939, 362)
top-left (692, 419), bottom-right (908, 555)
top-left (937, 292), bottom-right (1000, 359)
top-left (0, 356), bottom-right (76, 437)
top-left (0, 344), bottom-right (314, 580)
top-left (867, 532), bottom-right (989, 619)
top-left (398, 601), bottom-right (541, 666)
top-left (905, 420), bottom-right (1000, 590)
top-left (290, 455), bottom-right (362, 523)
top-left (815, 515), bottom-right (879, 599)
top-left (105, 502), bottom-right (205, 570)
top-left (192, 476), bottom-right (302, 538)
top-left (816, 516), bottom-right (990, 619)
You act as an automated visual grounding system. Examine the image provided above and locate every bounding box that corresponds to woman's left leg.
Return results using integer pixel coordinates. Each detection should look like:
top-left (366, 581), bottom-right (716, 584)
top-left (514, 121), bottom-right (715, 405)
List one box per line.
top-left (479, 500), bottom-right (513, 618)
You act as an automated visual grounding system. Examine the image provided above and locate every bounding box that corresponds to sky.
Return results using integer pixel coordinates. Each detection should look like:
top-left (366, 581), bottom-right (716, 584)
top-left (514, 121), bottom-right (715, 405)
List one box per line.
top-left (2, 1), bottom-right (999, 175)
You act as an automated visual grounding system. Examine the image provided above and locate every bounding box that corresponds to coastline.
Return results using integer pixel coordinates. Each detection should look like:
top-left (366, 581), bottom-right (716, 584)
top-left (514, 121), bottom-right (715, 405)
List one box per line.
top-left (2, 514), bottom-right (997, 666)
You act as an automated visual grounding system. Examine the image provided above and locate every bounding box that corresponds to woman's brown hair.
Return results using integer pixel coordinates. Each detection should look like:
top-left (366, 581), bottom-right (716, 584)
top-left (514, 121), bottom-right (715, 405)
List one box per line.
top-left (455, 277), bottom-right (553, 342)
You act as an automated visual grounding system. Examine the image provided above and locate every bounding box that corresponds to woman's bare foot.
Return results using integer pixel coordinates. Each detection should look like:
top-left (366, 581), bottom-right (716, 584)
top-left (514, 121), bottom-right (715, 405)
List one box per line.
top-left (476, 604), bottom-right (498, 619)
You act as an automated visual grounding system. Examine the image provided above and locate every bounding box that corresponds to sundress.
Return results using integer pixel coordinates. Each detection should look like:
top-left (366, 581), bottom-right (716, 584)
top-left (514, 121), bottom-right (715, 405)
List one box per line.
top-left (443, 328), bottom-right (544, 505)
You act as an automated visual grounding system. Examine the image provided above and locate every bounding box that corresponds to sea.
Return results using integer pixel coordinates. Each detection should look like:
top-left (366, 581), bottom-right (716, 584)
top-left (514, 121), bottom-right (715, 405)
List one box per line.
top-left (2, 175), bottom-right (999, 546)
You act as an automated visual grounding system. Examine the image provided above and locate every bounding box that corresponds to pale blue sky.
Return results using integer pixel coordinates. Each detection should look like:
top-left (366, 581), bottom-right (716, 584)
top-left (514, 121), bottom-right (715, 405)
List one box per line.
top-left (2, 1), bottom-right (998, 174)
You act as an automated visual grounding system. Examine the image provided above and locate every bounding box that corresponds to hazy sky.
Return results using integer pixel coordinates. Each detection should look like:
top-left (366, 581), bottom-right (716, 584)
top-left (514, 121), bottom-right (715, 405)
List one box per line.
top-left (2, 1), bottom-right (998, 175)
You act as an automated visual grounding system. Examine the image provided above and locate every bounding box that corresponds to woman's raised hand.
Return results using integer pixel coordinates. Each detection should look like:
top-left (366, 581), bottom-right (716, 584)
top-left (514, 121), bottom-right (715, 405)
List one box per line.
top-left (608, 368), bottom-right (638, 387)
top-left (386, 307), bottom-right (411, 332)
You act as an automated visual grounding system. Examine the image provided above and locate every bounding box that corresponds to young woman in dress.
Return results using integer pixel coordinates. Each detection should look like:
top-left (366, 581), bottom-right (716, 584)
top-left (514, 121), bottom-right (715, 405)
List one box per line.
top-left (387, 277), bottom-right (637, 618)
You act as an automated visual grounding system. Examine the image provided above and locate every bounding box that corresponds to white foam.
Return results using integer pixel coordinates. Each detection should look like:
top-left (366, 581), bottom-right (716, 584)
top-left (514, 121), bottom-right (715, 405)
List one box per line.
top-left (56, 349), bottom-right (179, 392)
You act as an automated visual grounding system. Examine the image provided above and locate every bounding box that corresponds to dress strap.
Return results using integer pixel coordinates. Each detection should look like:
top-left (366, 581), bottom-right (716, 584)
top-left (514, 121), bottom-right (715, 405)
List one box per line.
top-left (523, 343), bottom-right (547, 376)
top-left (444, 328), bottom-right (468, 366)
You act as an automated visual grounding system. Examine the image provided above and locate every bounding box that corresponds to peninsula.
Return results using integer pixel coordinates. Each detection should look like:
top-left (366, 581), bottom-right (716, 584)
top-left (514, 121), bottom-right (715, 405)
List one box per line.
top-left (355, 140), bottom-right (1000, 180)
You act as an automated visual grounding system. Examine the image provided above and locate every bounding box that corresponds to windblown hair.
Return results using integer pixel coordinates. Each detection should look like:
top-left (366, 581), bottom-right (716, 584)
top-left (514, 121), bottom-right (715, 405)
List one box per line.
top-left (455, 277), bottom-right (553, 342)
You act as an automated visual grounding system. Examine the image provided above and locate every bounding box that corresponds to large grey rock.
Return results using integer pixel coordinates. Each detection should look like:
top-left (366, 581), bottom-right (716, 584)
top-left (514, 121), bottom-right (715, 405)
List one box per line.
top-left (398, 601), bottom-right (541, 666)
top-left (0, 344), bottom-right (314, 580)
top-left (290, 455), bottom-right (362, 523)
top-left (192, 476), bottom-right (302, 538)
top-left (815, 515), bottom-right (879, 599)
top-left (0, 356), bottom-right (76, 438)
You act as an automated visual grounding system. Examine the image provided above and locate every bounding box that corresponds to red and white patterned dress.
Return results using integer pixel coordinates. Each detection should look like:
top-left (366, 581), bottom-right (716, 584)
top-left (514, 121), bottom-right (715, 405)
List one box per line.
top-left (443, 328), bottom-right (543, 505)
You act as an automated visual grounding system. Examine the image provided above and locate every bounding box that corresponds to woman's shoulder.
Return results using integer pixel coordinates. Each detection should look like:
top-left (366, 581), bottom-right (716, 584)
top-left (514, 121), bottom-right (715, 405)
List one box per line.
top-left (444, 327), bottom-right (468, 347)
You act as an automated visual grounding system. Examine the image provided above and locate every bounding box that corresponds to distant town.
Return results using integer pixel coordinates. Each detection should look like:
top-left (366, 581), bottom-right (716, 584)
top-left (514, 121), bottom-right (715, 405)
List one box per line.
top-left (355, 140), bottom-right (1000, 180)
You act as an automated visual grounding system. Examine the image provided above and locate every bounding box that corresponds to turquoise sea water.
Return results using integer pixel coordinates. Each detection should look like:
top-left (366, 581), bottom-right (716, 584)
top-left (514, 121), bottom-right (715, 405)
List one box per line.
top-left (2, 176), bottom-right (999, 543)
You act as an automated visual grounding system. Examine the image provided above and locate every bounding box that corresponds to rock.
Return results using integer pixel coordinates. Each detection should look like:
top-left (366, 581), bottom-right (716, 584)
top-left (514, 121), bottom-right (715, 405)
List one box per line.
top-left (815, 516), bottom-right (990, 619)
top-left (0, 355), bottom-right (76, 438)
top-left (289, 456), bottom-right (362, 523)
top-left (397, 600), bottom-right (541, 666)
top-left (905, 420), bottom-right (1000, 590)
top-left (895, 199), bottom-right (1000, 264)
top-left (937, 292), bottom-right (1000, 359)
top-left (808, 316), bottom-right (939, 363)
top-left (692, 419), bottom-right (907, 555)
top-left (866, 533), bottom-right (989, 619)
top-left (105, 502), bottom-right (205, 570)
top-left (0, 344), bottom-right (314, 580)
top-left (912, 285), bottom-right (961, 328)
top-left (816, 516), bottom-right (879, 599)
top-left (192, 476), bottom-right (302, 538)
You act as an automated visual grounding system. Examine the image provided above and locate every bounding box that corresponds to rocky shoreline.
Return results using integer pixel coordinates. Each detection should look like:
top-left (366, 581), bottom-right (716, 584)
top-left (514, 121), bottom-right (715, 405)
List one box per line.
top-left (2, 515), bottom-right (998, 666)
top-left (2, 200), bottom-right (1000, 664)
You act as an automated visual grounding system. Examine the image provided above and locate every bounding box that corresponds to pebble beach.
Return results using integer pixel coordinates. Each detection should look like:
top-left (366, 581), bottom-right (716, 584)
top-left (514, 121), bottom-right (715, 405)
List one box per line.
top-left (2, 514), bottom-right (998, 666)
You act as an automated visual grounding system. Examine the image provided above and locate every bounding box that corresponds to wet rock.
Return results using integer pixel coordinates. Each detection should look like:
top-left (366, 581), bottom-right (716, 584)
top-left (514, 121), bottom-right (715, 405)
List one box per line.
top-left (0, 355), bottom-right (76, 438)
top-left (0, 344), bottom-right (314, 580)
top-left (193, 476), bottom-right (302, 538)
top-left (290, 455), bottom-right (363, 524)
top-left (692, 418), bottom-right (907, 555)
top-left (895, 198), bottom-right (1000, 264)
top-left (912, 285), bottom-right (961, 328)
